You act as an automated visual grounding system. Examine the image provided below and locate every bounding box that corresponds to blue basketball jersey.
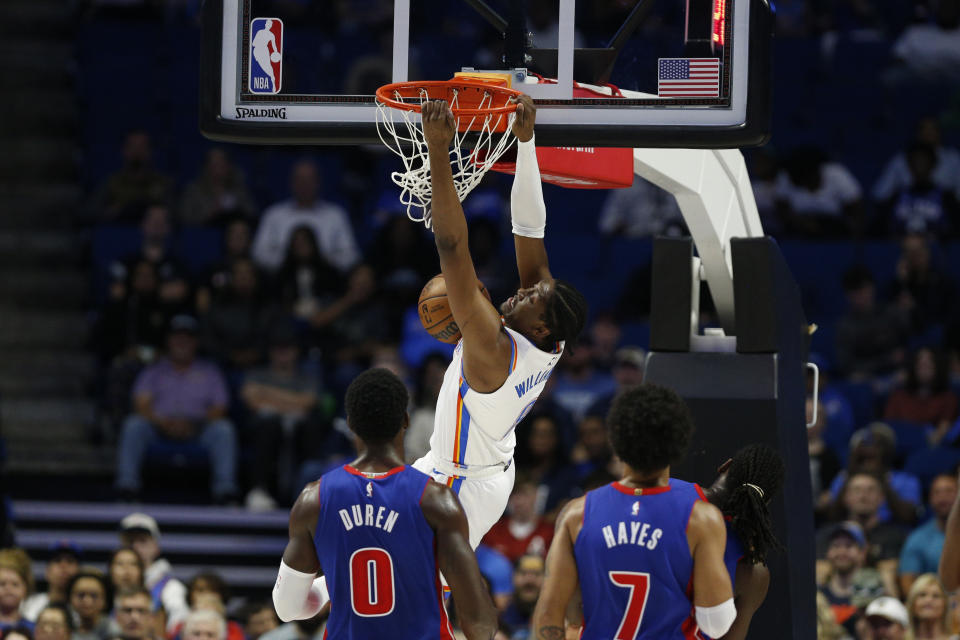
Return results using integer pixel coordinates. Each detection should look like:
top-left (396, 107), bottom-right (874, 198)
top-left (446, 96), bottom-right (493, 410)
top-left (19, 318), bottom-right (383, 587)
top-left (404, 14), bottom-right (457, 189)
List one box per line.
top-left (574, 479), bottom-right (707, 640)
top-left (314, 465), bottom-right (453, 640)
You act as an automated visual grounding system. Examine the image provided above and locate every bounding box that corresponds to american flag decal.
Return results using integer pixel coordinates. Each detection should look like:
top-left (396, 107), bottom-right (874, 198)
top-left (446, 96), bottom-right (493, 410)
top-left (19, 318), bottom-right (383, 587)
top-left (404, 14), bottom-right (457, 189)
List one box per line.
top-left (657, 58), bottom-right (721, 97)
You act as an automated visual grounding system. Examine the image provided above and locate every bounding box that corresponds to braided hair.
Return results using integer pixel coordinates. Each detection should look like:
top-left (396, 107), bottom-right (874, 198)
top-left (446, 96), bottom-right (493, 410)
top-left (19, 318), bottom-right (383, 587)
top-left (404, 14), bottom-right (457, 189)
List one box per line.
top-left (719, 444), bottom-right (785, 565)
top-left (544, 279), bottom-right (588, 351)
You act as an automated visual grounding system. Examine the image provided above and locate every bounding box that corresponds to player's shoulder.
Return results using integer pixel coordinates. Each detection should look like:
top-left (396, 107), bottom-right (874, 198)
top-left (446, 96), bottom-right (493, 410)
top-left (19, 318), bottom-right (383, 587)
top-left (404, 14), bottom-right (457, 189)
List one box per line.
top-left (289, 480), bottom-right (321, 525)
top-left (687, 499), bottom-right (726, 535)
top-left (556, 495), bottom-right (587, 533)
top-left (418, 479), bottom-right (464, 527)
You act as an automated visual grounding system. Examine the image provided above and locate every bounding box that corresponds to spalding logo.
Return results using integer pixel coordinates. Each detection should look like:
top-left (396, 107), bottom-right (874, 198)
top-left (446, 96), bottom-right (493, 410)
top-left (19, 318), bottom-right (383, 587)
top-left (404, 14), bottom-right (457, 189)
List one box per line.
top-left (421, 303), bottom-right (433, 325)
top-left (434, 321), bottom-right (460, 341)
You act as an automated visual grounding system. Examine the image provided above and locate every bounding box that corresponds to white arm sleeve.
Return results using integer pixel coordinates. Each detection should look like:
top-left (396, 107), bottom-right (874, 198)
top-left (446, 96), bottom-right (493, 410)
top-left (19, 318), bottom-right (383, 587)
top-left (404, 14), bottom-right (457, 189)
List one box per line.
top-left (510, 135), bottom-right (547, 238)
top-left (272, 561), bottom-right (329, 622)
top-left (695, 598), bottom-right (737, 638)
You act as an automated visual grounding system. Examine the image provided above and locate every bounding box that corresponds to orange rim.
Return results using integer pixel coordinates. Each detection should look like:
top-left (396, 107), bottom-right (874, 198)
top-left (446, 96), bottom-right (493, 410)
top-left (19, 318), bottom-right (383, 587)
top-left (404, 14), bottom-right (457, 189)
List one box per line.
top-left (376, 80), bottom-right (523, 117)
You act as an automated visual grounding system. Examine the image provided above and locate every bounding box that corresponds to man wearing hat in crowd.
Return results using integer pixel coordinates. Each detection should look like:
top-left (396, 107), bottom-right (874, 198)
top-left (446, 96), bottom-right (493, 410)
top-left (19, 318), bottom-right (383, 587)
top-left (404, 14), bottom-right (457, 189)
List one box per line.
top-left (818, 521), bottom-right (886, 633)
top-left (119, 512), bottom-right (189, 632)
top-left (21, 541), bottom-right (81, 621)
top-left (114, 314), bottom-right (239, 504)
top-left (863, 596), bottom-right (910, 640)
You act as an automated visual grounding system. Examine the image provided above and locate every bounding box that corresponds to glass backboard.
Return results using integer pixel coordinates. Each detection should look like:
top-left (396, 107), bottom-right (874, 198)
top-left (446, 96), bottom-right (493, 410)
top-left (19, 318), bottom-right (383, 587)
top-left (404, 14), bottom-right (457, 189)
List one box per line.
top-left (200, 0), bottom-right (772, 148)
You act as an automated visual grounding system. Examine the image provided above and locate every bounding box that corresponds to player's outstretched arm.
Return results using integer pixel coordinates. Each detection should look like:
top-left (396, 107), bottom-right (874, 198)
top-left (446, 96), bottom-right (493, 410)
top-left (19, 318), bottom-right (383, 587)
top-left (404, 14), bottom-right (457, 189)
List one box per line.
top-left (423, 101), bottom-right (511, 389)
top-left (420, 481), bottom-right (497, 640)
top-left (273, 482), bottom-right (327, 622)
top-left (532, 498), bottom-right (584, 640)
top-left (688, 500), bottom-right (736, 637)
top-left (718, 562), bottom-right (770, 640)
top-left (509, 95), bottom-right (553, 288)
top-left (939, 475), bottom-right (960, 590)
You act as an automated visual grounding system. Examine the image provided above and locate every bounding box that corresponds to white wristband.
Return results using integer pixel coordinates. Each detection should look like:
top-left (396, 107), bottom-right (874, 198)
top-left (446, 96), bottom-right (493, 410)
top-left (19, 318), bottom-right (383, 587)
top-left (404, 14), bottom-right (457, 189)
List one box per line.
top-left (272, 561), bottom-right (325, 622)
top-left (695, 598), bottom-right (737, 637)
top-left (510, 135), bottom-right (547, 239)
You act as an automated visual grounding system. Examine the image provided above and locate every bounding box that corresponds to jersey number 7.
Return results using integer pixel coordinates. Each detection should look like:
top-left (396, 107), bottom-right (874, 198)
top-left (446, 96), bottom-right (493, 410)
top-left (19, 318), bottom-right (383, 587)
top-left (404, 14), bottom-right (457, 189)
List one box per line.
top-left (609, 571), bottom-right (651, 640)
top-left (349, 548), bottom-right (396, 617)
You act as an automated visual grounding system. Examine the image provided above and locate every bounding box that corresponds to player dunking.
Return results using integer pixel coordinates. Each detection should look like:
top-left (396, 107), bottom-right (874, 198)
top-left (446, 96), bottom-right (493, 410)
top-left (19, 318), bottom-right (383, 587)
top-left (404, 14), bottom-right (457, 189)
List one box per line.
top-left (271, 368), bottom-right (497, 640)
top-left (413, 95), bottom-right (588, 549)
top-left (702, 445), bottom-right (785, 639)
top-left (533, 385), bottom-right (736, 640)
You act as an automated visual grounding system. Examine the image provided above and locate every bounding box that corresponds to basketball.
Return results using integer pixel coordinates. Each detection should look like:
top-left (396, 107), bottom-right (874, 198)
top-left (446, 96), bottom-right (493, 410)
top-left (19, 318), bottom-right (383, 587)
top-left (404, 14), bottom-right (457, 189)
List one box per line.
top-left (418, 275), bottom-right (491, 344)
top-left (270, 52), bottom-right (281, 63)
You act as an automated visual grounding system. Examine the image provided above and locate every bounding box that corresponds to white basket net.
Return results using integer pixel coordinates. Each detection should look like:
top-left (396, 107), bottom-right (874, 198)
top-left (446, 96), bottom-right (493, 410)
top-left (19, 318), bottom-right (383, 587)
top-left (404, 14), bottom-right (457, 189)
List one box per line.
top-left (375, 86), bottom-right (517, 230)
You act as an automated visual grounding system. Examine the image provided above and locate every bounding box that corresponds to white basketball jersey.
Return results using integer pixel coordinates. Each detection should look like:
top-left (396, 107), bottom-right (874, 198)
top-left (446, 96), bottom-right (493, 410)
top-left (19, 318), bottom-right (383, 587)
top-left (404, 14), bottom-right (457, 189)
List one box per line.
top-left (429, 326), bottom-right (563, 473)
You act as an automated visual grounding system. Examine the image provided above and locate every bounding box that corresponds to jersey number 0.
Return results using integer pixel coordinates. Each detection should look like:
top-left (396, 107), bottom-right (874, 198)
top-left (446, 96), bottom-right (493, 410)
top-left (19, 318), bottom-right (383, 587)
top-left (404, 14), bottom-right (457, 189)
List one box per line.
top-left (609, 571), bottom-right (651, 640)
top-left (349, 548), bottom-right (396, 617)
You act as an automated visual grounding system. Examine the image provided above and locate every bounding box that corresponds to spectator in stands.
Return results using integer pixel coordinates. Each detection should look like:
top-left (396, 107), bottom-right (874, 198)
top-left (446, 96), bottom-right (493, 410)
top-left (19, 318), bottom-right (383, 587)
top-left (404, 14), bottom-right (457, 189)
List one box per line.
top-left (570, 413), bottom-right (615, 481)
top-left (835, 266), bottom-right (907, 380)
top-left (404, 353), bottom-right (448, 464)
top-left (774, 147), bottom-right (864, 237)
top-left (181, 610), bottom-right (226, 640)
top-left (196, 217), bottom-right (254, 315)
top-left (864, 596), bottom-right (910, 640)
top-left (879, 145), bottom-right (959, 236)
top-left (115, 315), bottom-right (239, 503)
top-left (257, 615), bottom-right (325, 640)
top-left (500, 555), bottom-right (545, 639)
top-left (236, 602), bottom-right (278, 640)
top-left (475, 545), bottom-right (514, 613)
top-left (483, 473), bottom-right (555, 562)
top-left (108, 549), bottom-right (144, 595)
top-left (822, 473), bottom-right (909, 595)
top-left (99, 259), bottom-right (168, 362)
top-left (367, 214), bottom-right (440, 326)
top-left (113, 204), bottom-right (192, 318)
top-left (0, 548), bottom-right (34, 632)
top-left (252, 160), bottom-right (360, 273)
top-left (891, 0), bottom-right (960, 84)
top-left (827, 424), bottom-right (922, 525)
top-left (118, 513), bottom-right (188, 633)
top-left (33, 605), bottom-right (72, 640)
top-left (818, 522), bottom-right (876, 631)
top-left (588, 314), bottom-right (621, 372)
top-left (550, 340), bottom-right (616, 423)
top-left (66, 570), bottom-right (114, 640)
top-left (201, 257), bottom-right (278, 371)
top-left (586, 346), bottom-right (645, 419)
top-left (809, 398), bottom-right (843, 509)
top-left (513, 414), bottom-right (578, 514)
top-left (3, 628), bottom-right (32, 640)
top-left (874, 118), bottom-right (960, 205)
top-left (887, 234), bottom-right (954, 337)
top-left (899, 473), bottom-right (959, 594)
top-left (113, 587), bottom-right (153, 640)
top-left (273, 226), bottom-right (368, 332)
top-left (172, 573), bottom-right (243, 640)
top-left (94, 130), bottom-right (173, 222)
top-left (22, 541), bottom-right (80, 621)
top-left (240, 321), bottom-right (330, 511)
top-left (598, 175), bottom-right (685, 238)
top-left (904, 574), bottom-right (956, 640)
top-left (179, 149), bottom-right (256, 227)
top-left (816, 591), bottom-right (851, 640)
top-left (884, 348), bottom-right (958, 445)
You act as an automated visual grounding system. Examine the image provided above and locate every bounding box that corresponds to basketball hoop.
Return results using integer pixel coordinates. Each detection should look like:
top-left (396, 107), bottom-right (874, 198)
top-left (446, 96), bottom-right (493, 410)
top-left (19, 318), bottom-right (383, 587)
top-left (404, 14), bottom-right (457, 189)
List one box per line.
top-left (375, 79), bottom-right (523, 229)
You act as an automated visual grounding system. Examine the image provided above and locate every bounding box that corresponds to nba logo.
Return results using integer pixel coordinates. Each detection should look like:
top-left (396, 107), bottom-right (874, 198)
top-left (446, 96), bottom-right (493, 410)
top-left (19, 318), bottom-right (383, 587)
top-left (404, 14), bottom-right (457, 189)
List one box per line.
top-left (249, 17), bottom-right (283, 94)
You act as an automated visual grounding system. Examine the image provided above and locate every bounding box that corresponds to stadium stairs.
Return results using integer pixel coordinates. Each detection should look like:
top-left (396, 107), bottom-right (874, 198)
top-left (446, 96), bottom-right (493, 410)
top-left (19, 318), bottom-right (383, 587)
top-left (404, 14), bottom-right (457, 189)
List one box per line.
top-left (0, 0), bottom-right (112, 496)
top-left (12, 501), bottom-right (287, 600)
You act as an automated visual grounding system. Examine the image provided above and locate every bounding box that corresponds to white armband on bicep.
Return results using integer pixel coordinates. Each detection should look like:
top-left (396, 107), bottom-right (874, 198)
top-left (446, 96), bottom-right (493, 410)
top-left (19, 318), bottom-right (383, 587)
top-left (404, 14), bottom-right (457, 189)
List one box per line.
top-left (272, 561), bottom-right (328, 622)
top-left (510, 135), bottom-right (547, 238)
top-left (695, 598), bottom-right (736, 638)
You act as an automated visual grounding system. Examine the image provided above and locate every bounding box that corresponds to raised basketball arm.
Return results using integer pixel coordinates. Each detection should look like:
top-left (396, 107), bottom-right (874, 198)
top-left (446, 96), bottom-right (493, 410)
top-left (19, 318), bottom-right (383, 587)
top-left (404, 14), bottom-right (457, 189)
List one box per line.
top-left (510, 96), bottom-right (553, 288)
top-left (532, 498), bottom-right (584, 640)
top-left (273, 482), bottom-right (327, 622)
top-left (939, 479), bottom-right (960, 590)
top-left (420, 481), bottom-right (497, 640)
top-left (423, 101), bottom-right (511, 388)
top-left (688, 500), bottom-right (736, 637)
